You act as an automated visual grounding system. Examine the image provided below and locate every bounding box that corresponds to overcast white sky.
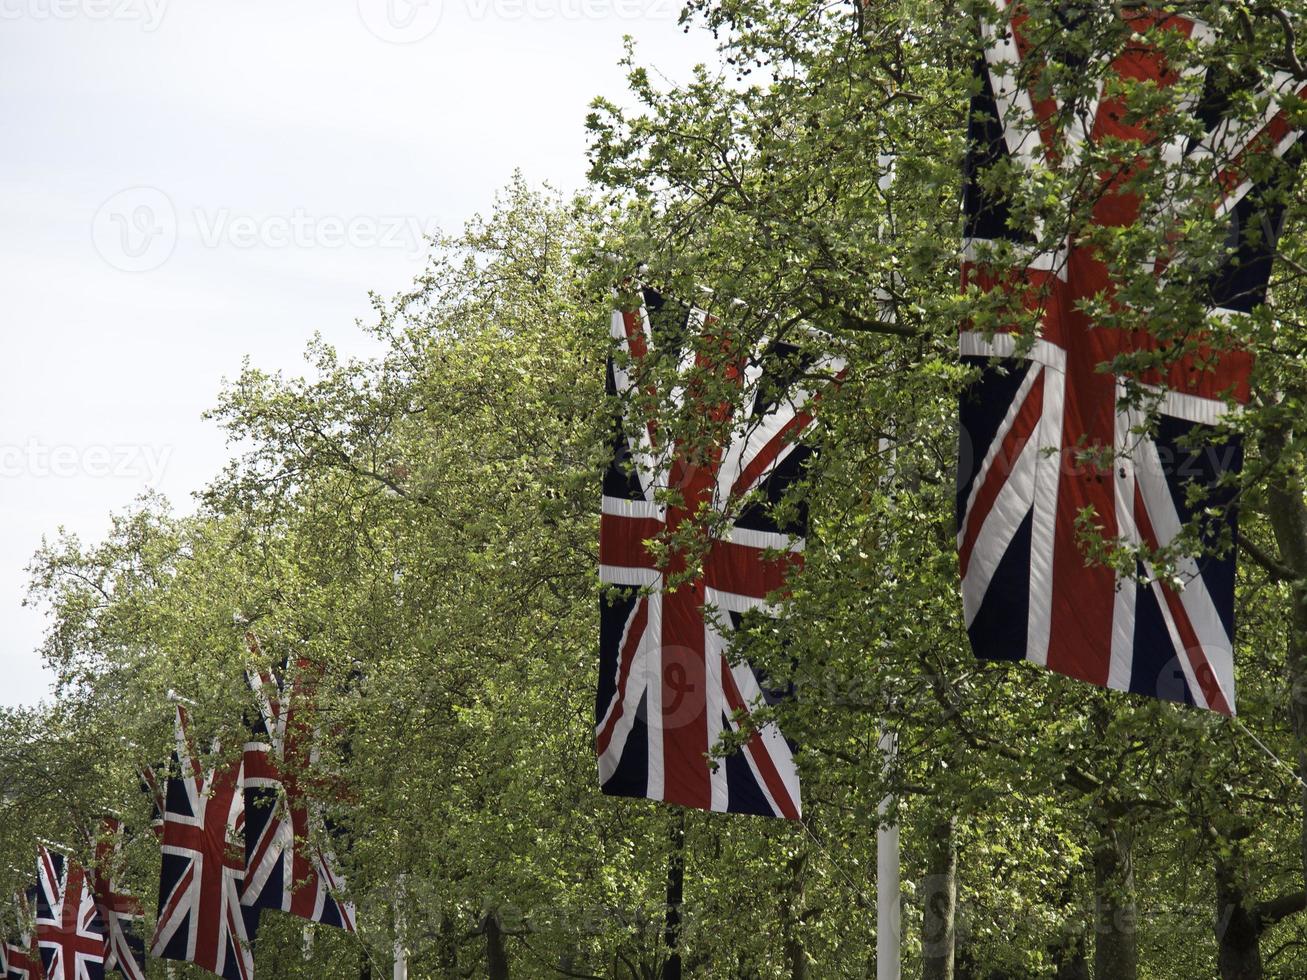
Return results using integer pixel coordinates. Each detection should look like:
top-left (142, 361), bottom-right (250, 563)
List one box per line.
top-left (0, 0), bottom-right (715, 707)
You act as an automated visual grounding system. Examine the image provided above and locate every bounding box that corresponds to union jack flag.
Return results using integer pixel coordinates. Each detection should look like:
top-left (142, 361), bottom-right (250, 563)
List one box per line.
top-left (959, 3), bottom-right (1305, 713)
top-left (4, 891), bottom-right (41, 980)
top-left (150, 705), bottom-right (256, 980)
top-left (89, 820), bottom-right (145, 980)
top-left (35, 847), bottom-right (106, 980)
top-left (598, 287), bottom-right (839, 818)
top-left (241, 636), bottom-right (355, 931)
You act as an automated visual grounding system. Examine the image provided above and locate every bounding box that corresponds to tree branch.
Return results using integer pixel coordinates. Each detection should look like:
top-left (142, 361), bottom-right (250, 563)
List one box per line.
top-left (1259, 5), bottom-right (1307, 79)
top-left (836, 311), bottom-right (917, 338)
top-left (1257, 890), bottom-right (1307, 930)
top-left (1237, 530), bottom-right (1297, 582)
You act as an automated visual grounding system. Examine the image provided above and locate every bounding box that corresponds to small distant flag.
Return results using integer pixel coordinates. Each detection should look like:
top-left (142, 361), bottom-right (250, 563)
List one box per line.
top-left (137, 768), bottom-right (166, 841)
top-left (35, 847), bottom-right (106, 980)
top-left (89, 819), bottom-right (145, 980)
top-left (241, 637), bottom-right (355, 931)
top-left (3, 890), bottom-right (42, 980)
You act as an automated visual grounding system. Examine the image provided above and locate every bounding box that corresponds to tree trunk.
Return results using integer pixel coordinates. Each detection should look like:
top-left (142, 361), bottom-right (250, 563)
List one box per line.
top-left (437, 913), bottom-right (458, 976)
top-left (1051, 935), bottom-right (1089, 980)
top-left (1092, 822), bottom-right (1137, 980)
top-left (1214, 851), bottom-right (1264, 980)
top-left (1264, 426), bottom-right (1307, 889)
top-left (484, 911), bottom-right (510, 980)
top-left (781, 851), bottom-right (809, 980)
top-left (1050, 899), bottom-right (1089, 980)
top-left (921, 817), bottom-right (957, 980)
top-left (663, 810), bottom-right (686, 980)
top-left (1048, 868), bottom-right (1088, 980)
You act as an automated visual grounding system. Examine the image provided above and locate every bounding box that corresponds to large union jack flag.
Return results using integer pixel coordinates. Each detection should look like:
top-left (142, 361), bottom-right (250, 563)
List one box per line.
top-left (89, 819), bottom-right (145, 980)
top-left (598, 287), bottom-right (838, 818)
top-left (4, 891), bottom-right (42, 980)
top-left (241, 636), bottom-right (355, 931)
top-left (35, 848), bottom-right (105, 980)
top-left (150, 705), bottom-right (256, 980)
top-left (959, 3), bottom-right (1306, 713)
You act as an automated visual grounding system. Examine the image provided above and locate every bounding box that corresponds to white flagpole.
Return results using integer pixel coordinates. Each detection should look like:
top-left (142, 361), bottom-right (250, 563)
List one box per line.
top-left (876, 729), bottom-right (901, 980)
top-left (393, 875), bottom-right (408, 980)
top-left (873, 342), bottom-right (902, 980)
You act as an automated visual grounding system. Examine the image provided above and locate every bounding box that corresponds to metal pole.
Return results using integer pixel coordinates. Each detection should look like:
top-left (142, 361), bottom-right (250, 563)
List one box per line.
top-left (876, 730), bottom-right (900, 980)
top-left (873, 378), bottom-right (901, 980)
top-left (393, 874), bottom-right (409, 980)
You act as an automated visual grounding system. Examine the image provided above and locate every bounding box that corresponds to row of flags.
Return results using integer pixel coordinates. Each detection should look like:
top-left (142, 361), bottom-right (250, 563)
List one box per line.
top-left (2, 640), bottom-right (354, 980)
top-left (597, 6), bottom-right (1307, 818)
